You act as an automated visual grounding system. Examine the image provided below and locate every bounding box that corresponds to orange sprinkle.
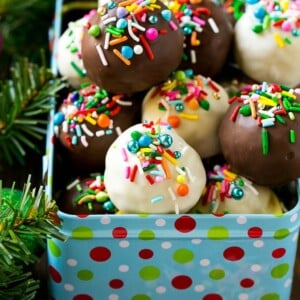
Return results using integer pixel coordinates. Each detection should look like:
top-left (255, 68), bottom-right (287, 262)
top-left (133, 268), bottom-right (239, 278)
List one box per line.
top-left (113, 49), bottom-right (131, 65)
top-left (167, 115), bottom-right (181, 128)
top-left (191, 31), bottom-right (200, 46)
top-left (176, 183), bottom-right (189, 196)
top-left (161, 158), bottom-right (172, 179)
top-left (78, 195), bottom-right (96, 205)
top-left (249, 98), bottom-right (257, 119)
top-left (187, 98), bottom-right (199, 110)
top-left (109, 36), bottom-right (128, 46)
top-left (195, 75), bottom-right (204, 88)
top-left (190, 0), bottom-right (202, 4)
top-left (118, 0), bottom-right (136, 6)
top-left (97, 113), bottom-right (111, 128)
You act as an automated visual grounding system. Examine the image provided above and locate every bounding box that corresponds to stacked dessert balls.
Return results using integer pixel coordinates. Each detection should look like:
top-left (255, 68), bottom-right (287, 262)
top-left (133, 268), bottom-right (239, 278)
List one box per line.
top-left (53, 0), bottom-right (300, 215)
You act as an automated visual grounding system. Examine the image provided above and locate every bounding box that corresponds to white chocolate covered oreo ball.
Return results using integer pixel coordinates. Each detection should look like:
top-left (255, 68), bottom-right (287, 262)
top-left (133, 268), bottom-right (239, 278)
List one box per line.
top-left (104, 121), bottom-right (206, 213)
top-left (142, 70), bottom-right (229, 158)
top-left (191, 164), bottom-right (283, 215)
top-left (56, 10), bottom-right (96, 87)
top-left (234, 0), bottom-right (300, 87)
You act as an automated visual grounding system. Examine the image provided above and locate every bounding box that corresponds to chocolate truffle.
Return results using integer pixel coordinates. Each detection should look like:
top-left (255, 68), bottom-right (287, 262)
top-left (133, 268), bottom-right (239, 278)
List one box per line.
top-left (234, 0), bottom-right (300, 87)
top-left (81, 0), bottom-right (184, 94)
top-left (104, 121), bottom-right (206, 213)
top-left (190, 164), bottom-right (283, 215)
top-left (142, 70), bottom-right (229, 158)
top-left (219, 82), bottom-right (300, 187)
top-left (53, 83), bottom-right (142, 173)
top-left (56, 10), bottom-right (96, 88)
top-left (168, 0), bottom-right (233, 78)
top-left (57, 174), bottom-right (117, 214)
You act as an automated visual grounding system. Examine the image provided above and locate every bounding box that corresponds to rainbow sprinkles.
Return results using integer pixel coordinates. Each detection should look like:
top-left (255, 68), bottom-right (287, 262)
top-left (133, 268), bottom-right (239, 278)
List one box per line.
top-left (86, 0), bottom-right (179, 66)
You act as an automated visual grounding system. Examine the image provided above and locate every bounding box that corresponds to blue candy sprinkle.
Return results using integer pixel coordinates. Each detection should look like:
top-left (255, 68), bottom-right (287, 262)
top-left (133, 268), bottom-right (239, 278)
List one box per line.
top-left (121, 45), bottom-right (134, 59)
top-left (138, 134), bottom-right (152, 147)
top-left (161, 9), bottom-right (172, 21)
top-left (53, 112), bottom-right (65, 126)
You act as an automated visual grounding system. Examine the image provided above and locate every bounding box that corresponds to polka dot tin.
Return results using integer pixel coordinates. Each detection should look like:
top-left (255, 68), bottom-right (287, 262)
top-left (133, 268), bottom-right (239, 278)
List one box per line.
top-left (47, 200), bottom-right (300, 300)
top-left (46, 1), bottom-right (300, 299)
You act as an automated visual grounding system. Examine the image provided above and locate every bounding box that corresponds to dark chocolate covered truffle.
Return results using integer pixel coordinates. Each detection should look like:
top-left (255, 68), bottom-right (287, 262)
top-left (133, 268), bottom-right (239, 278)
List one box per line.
top-left (57, 174), bottom-right (117, 214)
top-left (169, 0), bottom-right (233, 78)
top-left (81, 0), bottom-right (184, 94)
top-left (219, 82), bottom-right (300, 187)
top-left (53, 83), bottom-right (142, 173)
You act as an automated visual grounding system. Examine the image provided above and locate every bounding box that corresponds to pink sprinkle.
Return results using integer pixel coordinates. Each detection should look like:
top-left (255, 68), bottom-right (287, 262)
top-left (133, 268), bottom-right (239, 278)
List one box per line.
top-left (125, 166), bottom-right (130, 179)
top-left (281, 21), bottom-right (293, 32)
top-left (145, 27), bottom-right (159, 41)
top-left (155, 176), bottom-right (164, 183)
top-left (192, 16), bottom-right (206, 26)
top-left (169, 20), bottom-right (178, 31)
top-left (121, 147), bottom-right (128, 161)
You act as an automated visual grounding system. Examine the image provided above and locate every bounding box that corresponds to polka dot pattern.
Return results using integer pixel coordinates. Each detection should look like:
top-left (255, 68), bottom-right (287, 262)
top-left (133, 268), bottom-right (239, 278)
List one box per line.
top-left (48, 208), bottom-right (300, 300)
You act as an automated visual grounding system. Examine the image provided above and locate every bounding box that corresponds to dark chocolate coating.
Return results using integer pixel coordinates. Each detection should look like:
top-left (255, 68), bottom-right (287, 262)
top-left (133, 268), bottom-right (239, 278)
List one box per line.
top-left (57, 176), bottom-right (115, 214)
top-left (219, 101), bottom-right (300, 187)
top-left (81, 0), bottom-right (184, 94)
top-left (177, 0), bottom-right (233, 78)
top-left (56, 93), bottom-right (143, 174)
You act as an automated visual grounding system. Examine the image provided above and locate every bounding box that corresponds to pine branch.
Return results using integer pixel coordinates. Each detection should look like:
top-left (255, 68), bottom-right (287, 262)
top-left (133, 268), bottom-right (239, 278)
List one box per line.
top-left (0, 176), bottom-right (66, 300)
top-left (0, 51), bottom-right (67, 165)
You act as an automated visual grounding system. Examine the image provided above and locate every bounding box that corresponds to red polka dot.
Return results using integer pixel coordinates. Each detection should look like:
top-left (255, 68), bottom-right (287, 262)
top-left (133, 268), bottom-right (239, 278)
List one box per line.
top-left (139, 249), bottom-right (154, 259)
top-left (248, 227), bottom-right (263, 238)
top-left (90, 246), bottom-right (111, 262)
top-left (174, 216), bottom-right (196, 233)
top-left (73, 295), bottom-right (93, 300)
top-left (272, 247), bottom-right (286, 258)
top-left (240, 278), bottom-right (255, 288)
top-left (171, 275), bottom-right (192, 289)
top-left (223, 246), bottom-right (245, 261)
top-left (203, 293), bottom-right (223, 300)
top-left (76, 214), bottom-right (89, 218)
top-left (109, 279), bottom-right (124, 289)
top-left (112, 227), bottom-right (128, 239)
top-left (49, 265), bottom-right (62, 283)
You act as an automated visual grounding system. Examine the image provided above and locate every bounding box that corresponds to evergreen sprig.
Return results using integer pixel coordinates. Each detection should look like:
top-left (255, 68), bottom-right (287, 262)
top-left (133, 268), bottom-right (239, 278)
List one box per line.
top-left (0, 51), bottom-right (66, 166)
top-left (0, 176), bottom-right (65, 300)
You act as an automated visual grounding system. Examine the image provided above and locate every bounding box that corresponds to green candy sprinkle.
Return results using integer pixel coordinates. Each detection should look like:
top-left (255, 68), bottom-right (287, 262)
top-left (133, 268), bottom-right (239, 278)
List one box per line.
top-left (252, 24), bottom-right (263, 33)
top-left (289, 129), bottom-right (296, 144)
top-left (261, 128), bottom-right (269, 155)
top-left (199, 99), bottom-right (210, 111)
top-left (239, 105), bottom-right (251, 116)
top-left (88, 24), bottom-right (101, 37)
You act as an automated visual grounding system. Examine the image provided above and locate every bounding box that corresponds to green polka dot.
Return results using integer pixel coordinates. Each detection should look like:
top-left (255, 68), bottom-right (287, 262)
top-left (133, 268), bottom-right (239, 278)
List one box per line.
top-left (77, 269), bottom-right (94, 281)
top-left (209, 269), bottom-right (225, 280)
top-left (131, 294), bottom-right (151, 300)
top-left (207, 226), bottom-right (229, 240)
top-left (260, 293), bottom-right (280, 300)
top-left (139, 266), bottom-right (160, 281)
top-left (71, 226), bottom-right (93, 240)
top-left (138, 229), bottom-right (155, 240)
top-left (271, 263), bottom-right (289, 279)
top-left (273, 228), bottom-right (290, 240)
top-left (173, 248), bottom-right (194, 264)
top-left (48, 239), bottom-right (61, 257)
